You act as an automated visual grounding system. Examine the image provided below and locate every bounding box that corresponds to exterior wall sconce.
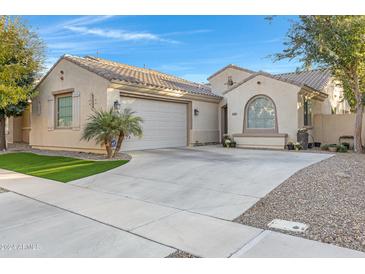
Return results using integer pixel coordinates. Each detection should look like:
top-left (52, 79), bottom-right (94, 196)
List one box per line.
top-left (194, 109), bottom-right (199, 116)
top-left (113, 100), bottom-right (121, 111)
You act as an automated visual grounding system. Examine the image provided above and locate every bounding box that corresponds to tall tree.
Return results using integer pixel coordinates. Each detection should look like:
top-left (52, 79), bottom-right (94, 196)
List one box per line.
top-left (274, 16), bottom-right (365, 153)
top-left (0, 16), bottom-right (44, 150)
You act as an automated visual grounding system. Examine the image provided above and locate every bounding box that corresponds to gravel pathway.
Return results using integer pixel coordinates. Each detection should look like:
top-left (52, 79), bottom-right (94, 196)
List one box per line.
top-left (235, 153), bottom-right (365, 253)
top-left (166, 250), bottom-right (198, 258)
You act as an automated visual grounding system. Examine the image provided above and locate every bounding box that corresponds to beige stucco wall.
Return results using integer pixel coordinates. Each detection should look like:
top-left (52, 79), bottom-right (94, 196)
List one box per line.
top-left (5, 106), bottom-right (31, 144)
top-left (234, 135), bottom-right (287, 149)
top-left (224, 75), bottom-right (301, 143)
top-left (313, 113), bottom-right (365, 146)
top-left (30, 59), bottom-right (110, 153)
top-left (106, 87), bottom-right (121, 110)
top-left (21, 106), bottom-right (31, 143)
top-left (5, 117), bottom-right (22, 144)
top-left (208, 67), bottom-right (252, 96)
top-left (190, 100), bottom-right (219, 144)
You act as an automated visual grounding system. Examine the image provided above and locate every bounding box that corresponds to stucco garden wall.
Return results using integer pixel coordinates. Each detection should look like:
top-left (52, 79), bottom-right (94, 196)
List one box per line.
top-left (225, 75), bottom-right (301, 143)
top-left (30, 59), bottom-right (110, 153)
top-left (313, 113), bottom-right (365, 146)
top-left (190, 100), bottom-right (219, 144)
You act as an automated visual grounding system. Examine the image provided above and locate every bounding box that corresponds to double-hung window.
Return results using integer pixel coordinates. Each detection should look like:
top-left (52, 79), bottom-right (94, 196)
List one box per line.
top-left (56, 94), bottom-right (73, 128)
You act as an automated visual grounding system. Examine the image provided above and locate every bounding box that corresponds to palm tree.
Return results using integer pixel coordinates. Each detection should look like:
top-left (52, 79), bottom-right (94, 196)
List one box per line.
top-left (113, 108), bottom-right (143, 157)
top-left (82, 108), bottom-right (143, 158)
top-left (82, 109), bottom-right (119, 158)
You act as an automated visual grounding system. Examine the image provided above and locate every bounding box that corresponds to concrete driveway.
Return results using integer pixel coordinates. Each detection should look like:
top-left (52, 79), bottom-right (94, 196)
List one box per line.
top-left (72, 146), bottom-right (331, 220)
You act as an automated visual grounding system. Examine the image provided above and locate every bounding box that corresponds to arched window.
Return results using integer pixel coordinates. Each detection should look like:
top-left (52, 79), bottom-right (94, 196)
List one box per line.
top-left (244, 95), bottom-right (277, 133)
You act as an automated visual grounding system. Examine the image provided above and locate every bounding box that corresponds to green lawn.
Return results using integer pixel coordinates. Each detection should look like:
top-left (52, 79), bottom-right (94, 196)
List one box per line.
top-left (0, 152), bottom-right (128, 183)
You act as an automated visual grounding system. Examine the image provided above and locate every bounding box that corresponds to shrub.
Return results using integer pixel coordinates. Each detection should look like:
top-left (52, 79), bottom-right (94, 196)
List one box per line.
top-left (294, 142), bottom-right (303, 150)
top-left (338, 144), bottom-right (348, 153)
top-left (224, 138), bottom-right (231, 148)
top-left (341, 142), bottom-right (350, 150)
top-left (320, 144), bottom-right (329, 151)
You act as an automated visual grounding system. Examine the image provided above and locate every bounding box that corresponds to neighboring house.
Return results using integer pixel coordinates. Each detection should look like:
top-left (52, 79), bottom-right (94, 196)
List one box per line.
top-left (208, 65), bottom-right (349, 149)
top-left (5, 55), bottom-right (349, 152)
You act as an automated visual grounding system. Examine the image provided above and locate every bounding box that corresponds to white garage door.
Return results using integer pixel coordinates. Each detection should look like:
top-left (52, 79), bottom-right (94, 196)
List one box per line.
top-left (120, 97), bottom-right (188, 151)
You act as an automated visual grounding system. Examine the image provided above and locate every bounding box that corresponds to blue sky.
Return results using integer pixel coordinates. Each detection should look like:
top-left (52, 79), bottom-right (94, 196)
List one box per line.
top-left (24, 16), bottom-right (300, 83)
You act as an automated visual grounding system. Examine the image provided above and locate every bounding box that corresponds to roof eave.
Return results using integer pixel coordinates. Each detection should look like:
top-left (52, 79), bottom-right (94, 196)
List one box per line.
top-left (110, 80), bottom-right (222, 102)
top-left (33, 55), bottom-right (65, 91)
top-left (300, 85), bottom-right (328, 101)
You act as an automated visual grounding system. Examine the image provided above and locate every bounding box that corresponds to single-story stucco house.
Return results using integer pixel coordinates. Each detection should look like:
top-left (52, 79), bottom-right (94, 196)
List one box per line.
top-left (6, 54), bottom-right (349, 152)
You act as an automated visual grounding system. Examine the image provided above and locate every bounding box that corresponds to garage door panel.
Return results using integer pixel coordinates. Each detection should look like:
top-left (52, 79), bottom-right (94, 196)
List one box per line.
top-left (120, 97), bottom-right (187, 151)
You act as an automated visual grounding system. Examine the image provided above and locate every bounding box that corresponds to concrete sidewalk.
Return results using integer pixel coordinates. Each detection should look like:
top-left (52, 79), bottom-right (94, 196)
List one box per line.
top-left (1, 168), bottom-right (364, 258)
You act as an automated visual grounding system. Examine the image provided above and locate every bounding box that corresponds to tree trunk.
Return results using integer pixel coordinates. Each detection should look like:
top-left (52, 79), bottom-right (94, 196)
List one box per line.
top-left (0, 115), bottom-right (7, 151)
top-left (104, 140), bottom-right (113, 159)
top-left (353, 73), bottom-right (363, 153)
top-left (354, 100), bottom-right (363, 153)
top-left (113, 132), bottom-right (124, 158)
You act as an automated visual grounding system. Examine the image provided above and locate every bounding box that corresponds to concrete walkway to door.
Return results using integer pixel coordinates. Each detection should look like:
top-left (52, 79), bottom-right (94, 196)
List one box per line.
top-left (1, 146), bottom-right (364, 257)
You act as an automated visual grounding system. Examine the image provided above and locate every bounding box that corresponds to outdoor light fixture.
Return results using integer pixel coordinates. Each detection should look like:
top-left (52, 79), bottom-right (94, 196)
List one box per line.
top-left (113, 100), bottom-right (121, 111)
top-left (194, 108), bottom-right (199, 116)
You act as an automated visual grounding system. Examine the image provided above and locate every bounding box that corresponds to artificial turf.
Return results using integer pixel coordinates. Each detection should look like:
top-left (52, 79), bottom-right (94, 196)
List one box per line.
top-left (0, 152), bottom-right (128, 183)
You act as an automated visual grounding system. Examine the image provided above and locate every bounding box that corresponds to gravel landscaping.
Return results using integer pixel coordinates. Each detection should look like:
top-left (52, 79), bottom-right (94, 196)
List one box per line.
top-left (166, 250), bottom-right (198, 258)
top-left (235, 152), bottom-right (365, 253)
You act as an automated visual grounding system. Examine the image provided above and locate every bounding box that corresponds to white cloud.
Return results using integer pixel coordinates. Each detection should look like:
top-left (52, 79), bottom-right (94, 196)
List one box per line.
top-left (63, 16), bottom-right (115, 27)
top-left (39, 16), bottom-right (115, 35)
top-left (65, 26), bottom-right (179, 43)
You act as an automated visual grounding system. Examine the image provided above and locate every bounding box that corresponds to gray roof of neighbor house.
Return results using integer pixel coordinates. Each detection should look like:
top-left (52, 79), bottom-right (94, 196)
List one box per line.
top-left (274, 68), bottom-right (332, 91)
top-left (62, 55), bottom-right (219, 98)
top-left (208, 63), bottom-right (332, 92)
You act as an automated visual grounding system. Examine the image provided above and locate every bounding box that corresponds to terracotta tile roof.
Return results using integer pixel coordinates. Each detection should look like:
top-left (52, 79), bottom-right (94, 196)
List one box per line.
top-left (274, 68), bottom-right (332, 91)
top-left (63, 55), bottom-right (219, 98)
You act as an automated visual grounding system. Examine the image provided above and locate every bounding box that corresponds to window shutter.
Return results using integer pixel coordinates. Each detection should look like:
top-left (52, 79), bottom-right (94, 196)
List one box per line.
top-left (72, 91), bottom-right (80, 130)
top-left (47, 96), bottom-right (55, 131)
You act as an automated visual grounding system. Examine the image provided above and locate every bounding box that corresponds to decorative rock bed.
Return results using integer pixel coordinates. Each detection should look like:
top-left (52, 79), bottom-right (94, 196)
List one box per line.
top-left (166, 250), bottom-right (198, 258)
top-left (235, 153), bottom-right (365, 253)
